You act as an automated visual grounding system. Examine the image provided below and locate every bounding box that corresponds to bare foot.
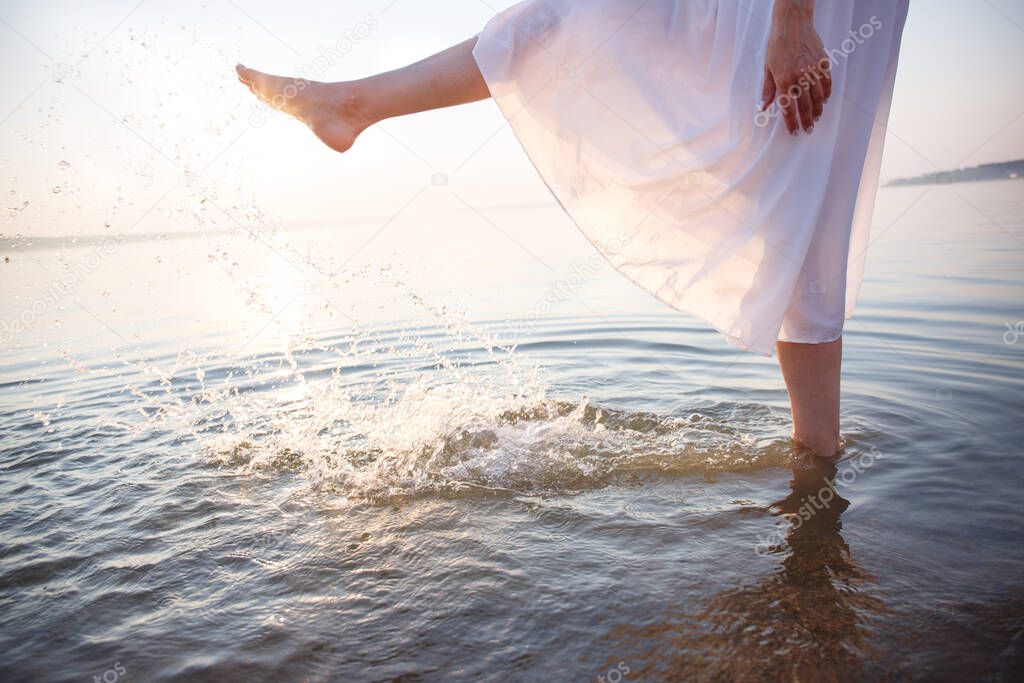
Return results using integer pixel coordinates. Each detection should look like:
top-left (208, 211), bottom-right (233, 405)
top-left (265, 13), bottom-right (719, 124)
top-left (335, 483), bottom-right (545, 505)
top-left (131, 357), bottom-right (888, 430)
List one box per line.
top-left (236, 64), bottom-right (373, 153)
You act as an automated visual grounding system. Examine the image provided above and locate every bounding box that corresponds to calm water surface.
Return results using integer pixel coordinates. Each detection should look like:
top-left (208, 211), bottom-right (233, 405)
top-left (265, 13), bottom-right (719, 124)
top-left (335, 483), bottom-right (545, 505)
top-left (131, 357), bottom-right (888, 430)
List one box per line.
top-left (1, 181), bottom-right (1023, 682)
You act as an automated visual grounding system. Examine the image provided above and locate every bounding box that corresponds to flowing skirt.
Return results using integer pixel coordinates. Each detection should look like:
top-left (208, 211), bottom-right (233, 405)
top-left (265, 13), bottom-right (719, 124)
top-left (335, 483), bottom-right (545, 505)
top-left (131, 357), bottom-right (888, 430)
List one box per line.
top-left (473, 0), bottom-right (910, 355)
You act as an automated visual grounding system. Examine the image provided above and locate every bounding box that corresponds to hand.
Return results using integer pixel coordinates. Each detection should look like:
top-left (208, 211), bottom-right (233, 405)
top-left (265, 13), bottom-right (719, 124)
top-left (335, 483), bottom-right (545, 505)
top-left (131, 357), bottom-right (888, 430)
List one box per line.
top-left (760, 2), bottom-right (832, 135)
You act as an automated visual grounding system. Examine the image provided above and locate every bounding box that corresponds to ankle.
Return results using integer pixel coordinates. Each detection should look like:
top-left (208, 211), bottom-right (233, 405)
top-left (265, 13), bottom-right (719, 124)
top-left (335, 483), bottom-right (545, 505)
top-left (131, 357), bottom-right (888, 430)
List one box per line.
top-left (792, 431), bottom-right (839, 459)
top-left (337, 79), bottom-right (379, 128)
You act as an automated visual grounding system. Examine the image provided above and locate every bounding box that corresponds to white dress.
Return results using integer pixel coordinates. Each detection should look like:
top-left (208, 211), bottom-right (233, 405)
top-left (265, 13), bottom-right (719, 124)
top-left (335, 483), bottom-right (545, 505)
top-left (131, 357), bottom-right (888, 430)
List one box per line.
top-left (473, 0), bottom-right (910, 355)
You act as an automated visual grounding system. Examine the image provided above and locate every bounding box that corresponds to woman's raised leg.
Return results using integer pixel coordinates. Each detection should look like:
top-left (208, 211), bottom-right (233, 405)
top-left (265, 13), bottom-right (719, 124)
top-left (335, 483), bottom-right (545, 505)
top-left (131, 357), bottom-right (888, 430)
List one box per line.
top-left (776, 338), bottom-right (842, 458)
top-left (236, 37), bottom-right (489, 153)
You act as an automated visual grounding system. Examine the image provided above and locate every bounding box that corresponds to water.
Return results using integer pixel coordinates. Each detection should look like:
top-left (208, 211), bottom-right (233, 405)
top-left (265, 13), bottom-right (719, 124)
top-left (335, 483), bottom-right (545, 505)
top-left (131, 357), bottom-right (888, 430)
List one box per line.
top-left (1, 180), bottom-right (1023, 682)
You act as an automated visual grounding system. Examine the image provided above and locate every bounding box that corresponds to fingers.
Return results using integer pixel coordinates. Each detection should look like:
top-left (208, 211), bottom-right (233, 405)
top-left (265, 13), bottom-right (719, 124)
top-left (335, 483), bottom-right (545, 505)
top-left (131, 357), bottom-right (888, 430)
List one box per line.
top-left (809, 76), bottom-right (825, 124)
top-left (796, 83), bottom-right (815, 133)
top-left (819, 59), bottom-right (833, 102)
top-left (780, 87), bottom-right (800, 136)
top-left (764, 61), bottom-right (832, 135)
top-left (761, 67), bottom-right (777, 111)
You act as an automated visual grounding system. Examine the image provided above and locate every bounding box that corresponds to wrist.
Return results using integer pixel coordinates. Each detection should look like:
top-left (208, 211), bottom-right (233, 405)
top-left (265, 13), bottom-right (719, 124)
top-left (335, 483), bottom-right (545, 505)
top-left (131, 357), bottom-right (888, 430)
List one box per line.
top-left (771, 0), bottom-right (815, 31)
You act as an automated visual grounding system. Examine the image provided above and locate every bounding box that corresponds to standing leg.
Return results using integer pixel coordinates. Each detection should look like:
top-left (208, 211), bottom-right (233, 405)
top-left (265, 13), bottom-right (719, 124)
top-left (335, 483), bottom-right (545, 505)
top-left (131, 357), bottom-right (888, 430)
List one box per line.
top-left (776, 338), bottom-right (842, 458)
top-left (236, 37), bottom-right (489, 153)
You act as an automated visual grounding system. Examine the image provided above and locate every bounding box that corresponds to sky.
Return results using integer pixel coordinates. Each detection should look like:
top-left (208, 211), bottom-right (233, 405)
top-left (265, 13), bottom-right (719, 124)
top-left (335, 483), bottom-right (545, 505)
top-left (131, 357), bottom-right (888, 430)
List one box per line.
top-left (1, 0), bottom-right (1023, 238)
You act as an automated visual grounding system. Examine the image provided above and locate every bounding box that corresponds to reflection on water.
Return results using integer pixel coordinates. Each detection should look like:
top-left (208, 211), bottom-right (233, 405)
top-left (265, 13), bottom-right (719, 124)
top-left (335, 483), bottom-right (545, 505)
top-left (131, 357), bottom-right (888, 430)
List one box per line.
top-left (611, 460), bottom-right (891, 682)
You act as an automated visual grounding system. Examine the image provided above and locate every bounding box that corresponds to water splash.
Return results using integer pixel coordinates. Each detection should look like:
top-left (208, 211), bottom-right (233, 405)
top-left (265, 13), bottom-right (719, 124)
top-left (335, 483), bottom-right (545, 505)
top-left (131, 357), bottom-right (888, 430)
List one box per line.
top-left (184, 344), bottom-right (792, 503)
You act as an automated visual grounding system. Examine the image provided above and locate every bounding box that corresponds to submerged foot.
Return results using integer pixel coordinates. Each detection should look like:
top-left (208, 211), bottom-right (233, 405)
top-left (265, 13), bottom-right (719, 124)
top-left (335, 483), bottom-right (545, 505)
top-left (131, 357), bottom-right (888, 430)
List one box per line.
top-left (235, 64), bottom-right (372, 153)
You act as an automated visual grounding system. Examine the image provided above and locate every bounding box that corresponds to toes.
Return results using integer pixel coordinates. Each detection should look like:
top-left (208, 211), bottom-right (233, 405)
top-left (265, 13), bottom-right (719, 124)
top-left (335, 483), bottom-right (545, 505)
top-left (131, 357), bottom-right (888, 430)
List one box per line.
top-left (236, 65), bottom-right (274, 99)
top-left (235, 64), bottom-right (254, 85)
top-left (235, 68), bottom-right (258, 97)
top-left (236, 65), bottom-right (274, 103)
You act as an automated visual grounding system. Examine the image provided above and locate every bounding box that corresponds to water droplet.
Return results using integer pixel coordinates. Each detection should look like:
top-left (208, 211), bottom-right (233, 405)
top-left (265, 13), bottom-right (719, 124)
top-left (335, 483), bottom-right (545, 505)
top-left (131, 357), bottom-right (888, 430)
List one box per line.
top-left (6, 200), bottom-right (29, 218)
top-left (58, 160), bottom-right (71, 170)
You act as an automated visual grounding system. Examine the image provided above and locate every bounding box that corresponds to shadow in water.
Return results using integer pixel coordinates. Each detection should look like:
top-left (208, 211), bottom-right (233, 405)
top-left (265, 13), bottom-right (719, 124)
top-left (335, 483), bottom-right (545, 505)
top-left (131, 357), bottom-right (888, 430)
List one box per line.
top-left (608, 459), bottom-right (891, 682)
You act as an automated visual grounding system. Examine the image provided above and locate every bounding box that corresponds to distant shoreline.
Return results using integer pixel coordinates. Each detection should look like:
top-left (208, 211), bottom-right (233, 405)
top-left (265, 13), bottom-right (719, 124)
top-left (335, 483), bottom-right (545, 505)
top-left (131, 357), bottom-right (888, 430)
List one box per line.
top-left (886, 159), bottom-right (1023, 187)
